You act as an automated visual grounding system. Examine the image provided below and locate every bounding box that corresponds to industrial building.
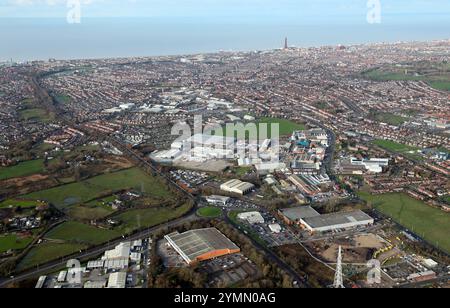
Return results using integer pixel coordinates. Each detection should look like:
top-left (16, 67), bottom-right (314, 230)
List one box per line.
top-left (103, 242), bottom-right (131, 260)
top-left (269, 224), bottom-right (282, 233)
top-left (280, 207), bottom-right (374, 233)
top-left (350, 157), bottom-right (389, 174)
top-left (279, 206), bottom-right (320, 225)
top-left (301, 210), bottom-right (374, 233)
top-left (107, 272), bottom-right (127, 288)
top-left (220, 179), bottom-right (255, 195)
top-left (164, 228), bottom-right (240, 264)
top-left (237, 211), bottom-right (265, 224)
top-left (205, 195), bottom-right (231, 206)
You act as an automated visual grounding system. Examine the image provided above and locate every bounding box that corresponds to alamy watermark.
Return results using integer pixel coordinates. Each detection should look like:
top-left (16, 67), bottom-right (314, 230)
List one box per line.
top-left (170, 115), bottom-right (280, 162)
top-left (67, 0), bottom-right (81, 24)
top-left (367, 0), bottom-right (382, 24)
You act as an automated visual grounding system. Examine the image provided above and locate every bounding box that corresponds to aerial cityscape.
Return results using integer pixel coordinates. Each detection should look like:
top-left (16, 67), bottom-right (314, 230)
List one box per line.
top-left (0, 0), bottom-right (449, 296)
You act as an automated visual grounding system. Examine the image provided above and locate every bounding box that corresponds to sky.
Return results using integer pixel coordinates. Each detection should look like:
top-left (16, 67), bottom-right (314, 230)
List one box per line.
top-left (1, 1), bottom-right (449, 61)
top-left (1, 0), bottom-right (450, 22)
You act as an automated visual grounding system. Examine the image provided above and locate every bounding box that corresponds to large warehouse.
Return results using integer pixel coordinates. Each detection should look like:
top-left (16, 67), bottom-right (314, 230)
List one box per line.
top-left (301, 210), bottom-right (374, 233)
top-left (220, 179), bottom-right (255, 195)
top-left (279, 206), bottom-right (320, 225)
top-left (165, 228), bottom-right (240, 264)
top-left (279, 206), bottom-right (374, 233)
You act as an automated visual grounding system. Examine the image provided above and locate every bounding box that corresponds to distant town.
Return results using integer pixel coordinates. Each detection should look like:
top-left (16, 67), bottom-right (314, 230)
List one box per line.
top-left (0, 39), bottom-right (449, 289)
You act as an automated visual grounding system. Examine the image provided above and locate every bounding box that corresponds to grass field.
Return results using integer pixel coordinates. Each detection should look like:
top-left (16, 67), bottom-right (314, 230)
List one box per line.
top-left (0, 159), bottom-right (45, 181)
top-left (17, 242), bottom-right (87, 271)
top-left (364, 62), bottom-right (450, 92)
top-left (54, 94), bottom-right (71, 104)
top-left (197, 206), bottom-right (222, 218)
top-left (66, 196), bottom-right (117, 220)
top-left (256, 117), bottom-right (306, 137)
top-left (0, 199), bottom-right (44, 210)
top-left (19, 108), bottom-right (54, 123)
top-left (358, 192), bottom-right (450, 253)
top-left (374, 112), bottom-right (408, 126)
top-left (23, 167), bottom-right (171, 209)
top-left (45, 221), bottom-right (120, 245)
top-left (113, 203), bottom-right (192, 234)
top-left (0, 234), bottom-right (34, 253)
top-left (373, 140), bottom-right (422, 160)
top-left (66, 205), bottom-right (114, 220)
top-left (428, 81), bottom-right (450, 91)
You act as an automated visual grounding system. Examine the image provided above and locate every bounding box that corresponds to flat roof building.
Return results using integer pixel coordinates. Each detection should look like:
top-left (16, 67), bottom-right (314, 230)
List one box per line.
top-left (279, 206), bottom-right (320, 224)
top-left (108, 272), bottom-right (127, 289)
top-left (165, 228), bottom-right (240, 265)
top-left (301, 210), bottom-right (374, 233)
top-left (269, 224), bottom-right (282, 234)
top-left (220, 179), bottom-right (255, 195)
top-left (205, 195), bottom-right (230, 206)
top-left (237, 211), bottom-right (265, 224)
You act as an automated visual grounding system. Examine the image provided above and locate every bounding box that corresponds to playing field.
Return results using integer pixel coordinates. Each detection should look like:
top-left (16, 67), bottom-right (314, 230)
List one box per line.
top-left (373, 112), bottom-right (408, 126)
top-left (17, 242), bottom-right (87, 271)
top-left (197, 206), bottom-right (222, 218)
top-left (0, 234), bottom-right (34, 253)
top-left (364, 62), bottom-right (450, 92)
top-left (23, 167), bottom-right (171, 209)
top-left (373, 140), bottom-right (422, 160)
top-left (45, 221), bottom-right (120, 245)
top-left (0, 159), bottom-right (45, 181)
top-left (0, 199), bottom-right (44, 210)
top-left (113, 203), bottom-right (192, 234)
top-left (256, 117), bottom-right (306, 137)
top-left (20, 108), bottom-right (52, 122)
top-left (358, 192), bottom-right (450, 253)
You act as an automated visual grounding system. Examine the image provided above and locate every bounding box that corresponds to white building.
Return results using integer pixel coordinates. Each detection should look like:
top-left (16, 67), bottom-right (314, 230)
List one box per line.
top-left (108, 272), bottom-right (127, 288)
top-left (269, 224), bottom-right (282, 234)
top-left (237, 212), bottom-right (265, 224)
top-left (206, 195), bottom-right (230, 206)
top-left (300, 210), bottom-right (374, 233)
top-left (103, 242), bottom-right (131, 260)
top-left (221, 179), bottom-right (255, 195)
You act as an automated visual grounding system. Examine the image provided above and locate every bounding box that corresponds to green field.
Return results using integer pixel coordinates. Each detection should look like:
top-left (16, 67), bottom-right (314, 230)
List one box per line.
top-left (66, 196), bottom-right (117, 220)
top-left (19, 108), bottom-right (54, 123)
top-left (45, 221), bottom-right (120, 245)
top-left (0, 159), bottom-right (45, 181)
top-left (374, 112), bottom-right (408, 126)
top-left (197, 206), bottom-right (222, 218)
top-left (17, 242), bottom-right (87, 271)
top-left (428, 81), bottom-right (450, 91)
top-left (256, 117), bottom-right (306, 137)
top-left (23, 167), bottom-right (171, 209)
top-left (54, 94), bottom-right (71, 104)
top-left (66, 205), bottom-right (114, 220)
top-left (0, 199), bottom-right (44, 210)
top-left (373, 140), bottom-right (422, 160)
top-left (364, 62), bottom-right (450, 92)
top-left (0, 234), bottom-right (34, 253)
top-left (359, 192), bottom-right (450, 253)
top-left (113, 203), bottom-right (192, 233)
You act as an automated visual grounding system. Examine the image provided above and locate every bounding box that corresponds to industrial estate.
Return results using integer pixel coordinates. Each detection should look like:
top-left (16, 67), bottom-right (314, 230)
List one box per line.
top-left (0, 37), bottom-right (449, 290)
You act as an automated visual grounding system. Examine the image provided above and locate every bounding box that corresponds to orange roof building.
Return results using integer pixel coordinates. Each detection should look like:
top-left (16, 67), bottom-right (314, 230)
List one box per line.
top-left (165, 228), bottom-right (240, 264)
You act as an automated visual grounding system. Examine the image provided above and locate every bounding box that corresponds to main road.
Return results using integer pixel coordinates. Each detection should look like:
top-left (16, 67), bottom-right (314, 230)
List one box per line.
top-left (0, 210), bottom-right (198, 288)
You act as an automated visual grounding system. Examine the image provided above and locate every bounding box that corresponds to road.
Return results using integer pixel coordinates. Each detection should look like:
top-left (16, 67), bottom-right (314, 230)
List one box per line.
top-left (0, 211), bottom-right (198, 288)
top-left (397, 274), bottom-right (450, 288)
top-left (224, 215), bottom-right (307, 287)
